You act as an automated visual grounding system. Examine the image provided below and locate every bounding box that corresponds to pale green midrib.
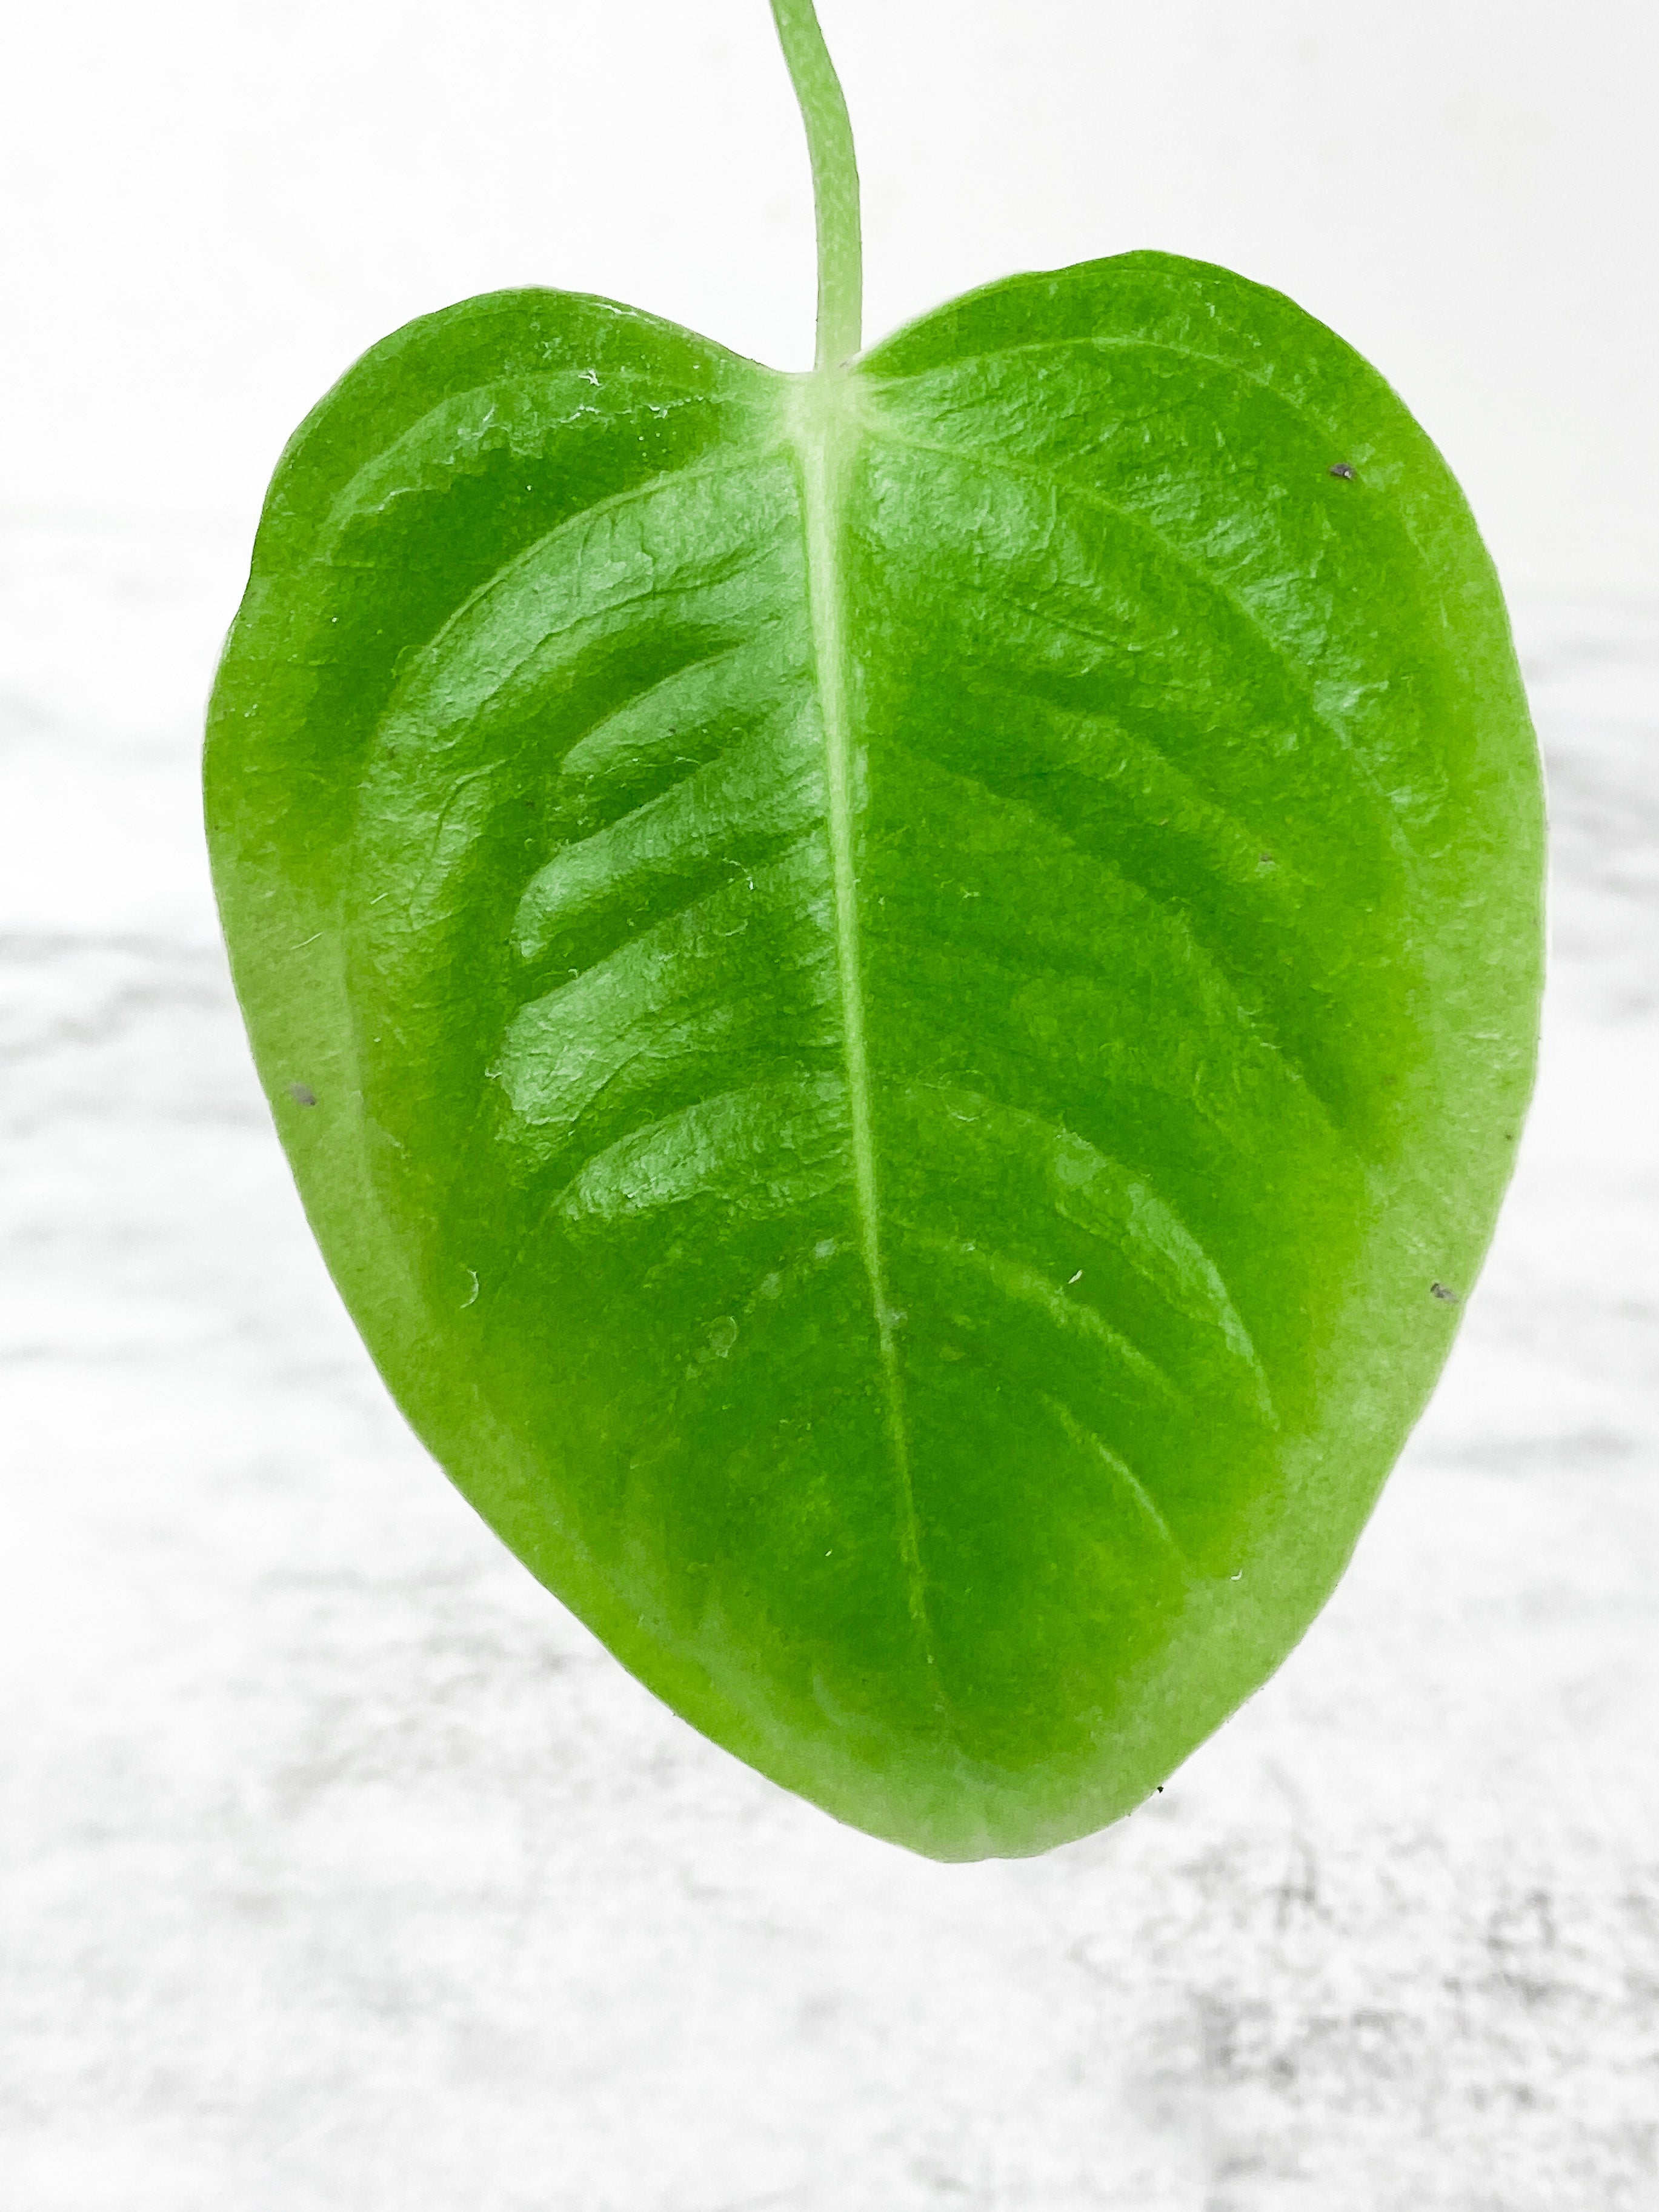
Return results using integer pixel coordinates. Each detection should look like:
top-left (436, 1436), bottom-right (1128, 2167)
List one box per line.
top-left (785, 370), bottom-right (937, 1674)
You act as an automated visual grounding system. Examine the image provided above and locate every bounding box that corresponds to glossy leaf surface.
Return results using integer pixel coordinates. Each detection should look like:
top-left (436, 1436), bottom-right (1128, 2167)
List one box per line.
top-left (206, 253), bottom-right (1542, 1858)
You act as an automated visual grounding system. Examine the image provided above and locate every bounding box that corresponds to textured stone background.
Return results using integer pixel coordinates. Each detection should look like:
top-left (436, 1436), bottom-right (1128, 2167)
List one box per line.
top-left (1, 520), bottom-right (1656, 2210)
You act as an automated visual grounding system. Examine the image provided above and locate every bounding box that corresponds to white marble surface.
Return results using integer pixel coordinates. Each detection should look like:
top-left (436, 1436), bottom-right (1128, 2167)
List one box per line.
top-left (2, 525), bottom-right (1655, 2210)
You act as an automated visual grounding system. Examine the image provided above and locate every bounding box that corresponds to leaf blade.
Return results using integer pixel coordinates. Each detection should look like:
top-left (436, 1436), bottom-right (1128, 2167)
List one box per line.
top-left (207, 253), bottom-right (1543, 1859)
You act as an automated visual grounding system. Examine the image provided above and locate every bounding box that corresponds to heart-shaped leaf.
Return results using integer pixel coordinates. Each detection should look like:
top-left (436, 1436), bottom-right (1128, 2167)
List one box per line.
top-left (205, 8), bottom-right (1541, 1859)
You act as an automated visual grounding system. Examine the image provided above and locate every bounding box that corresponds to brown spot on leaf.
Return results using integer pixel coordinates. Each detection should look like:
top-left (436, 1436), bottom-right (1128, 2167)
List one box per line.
top-left (289, 1082), bottom-right (317, 1107)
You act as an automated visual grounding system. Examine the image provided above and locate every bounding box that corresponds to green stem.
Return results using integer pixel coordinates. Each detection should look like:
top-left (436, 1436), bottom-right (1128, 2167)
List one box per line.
top-left (769, 0), bottom-right (863, 369)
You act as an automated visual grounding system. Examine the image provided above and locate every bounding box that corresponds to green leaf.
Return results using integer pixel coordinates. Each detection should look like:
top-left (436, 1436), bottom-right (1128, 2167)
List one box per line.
top-left (205, 252), bottom-right (1541, 1860)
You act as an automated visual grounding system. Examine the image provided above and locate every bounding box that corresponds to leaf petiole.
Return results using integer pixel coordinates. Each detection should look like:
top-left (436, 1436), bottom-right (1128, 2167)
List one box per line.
top-left (769, 0), bottom-right (863, 368)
